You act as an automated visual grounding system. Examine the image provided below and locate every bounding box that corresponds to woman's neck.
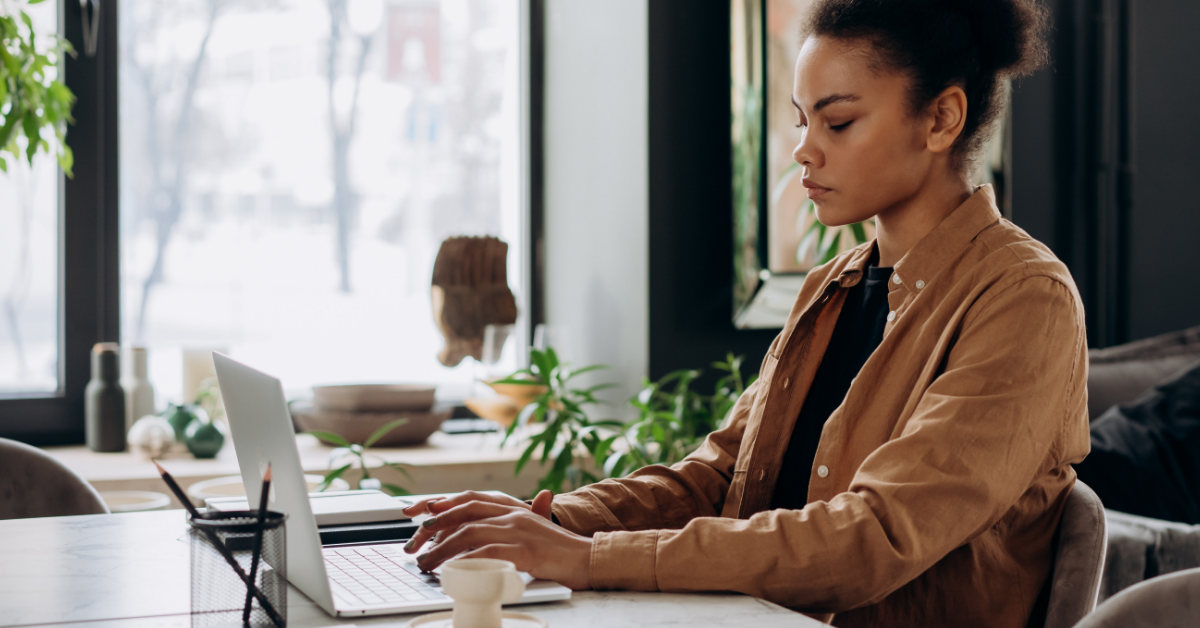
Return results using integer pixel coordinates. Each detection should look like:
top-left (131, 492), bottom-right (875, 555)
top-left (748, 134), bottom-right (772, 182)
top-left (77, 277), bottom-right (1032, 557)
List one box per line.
top-left (874, 174), bottom-right (974, 268)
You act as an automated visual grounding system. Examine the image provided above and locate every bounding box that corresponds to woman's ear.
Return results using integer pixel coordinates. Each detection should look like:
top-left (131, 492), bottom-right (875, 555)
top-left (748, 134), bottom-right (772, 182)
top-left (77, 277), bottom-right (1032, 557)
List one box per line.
top-left (926, 86), bottom-right (968, 153)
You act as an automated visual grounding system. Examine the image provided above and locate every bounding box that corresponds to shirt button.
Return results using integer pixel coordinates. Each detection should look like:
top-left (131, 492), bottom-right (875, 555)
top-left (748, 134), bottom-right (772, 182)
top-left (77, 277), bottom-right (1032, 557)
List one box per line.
top-left (887, 311), bottom-right (896, 322)
top-left (916, 280), bottom-right (926, 289)
top-left (892, 274), bottom-right (901, 285)
top-left (782, 377), bottom-right (790, 389)
top-left (817, 465), bottom-right (829, 478)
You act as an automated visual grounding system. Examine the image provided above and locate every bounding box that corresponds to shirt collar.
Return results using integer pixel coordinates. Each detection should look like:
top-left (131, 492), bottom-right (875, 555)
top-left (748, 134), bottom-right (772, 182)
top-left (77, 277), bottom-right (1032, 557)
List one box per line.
top-left (889, 185), bottom-right (1001, 293)
top-left (834, 242), bottom-right (877, 288)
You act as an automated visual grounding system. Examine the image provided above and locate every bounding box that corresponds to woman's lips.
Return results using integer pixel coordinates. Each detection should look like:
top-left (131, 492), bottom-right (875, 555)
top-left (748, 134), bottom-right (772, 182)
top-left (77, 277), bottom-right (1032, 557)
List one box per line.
top-left (802, 178), bottom-right (831, 200)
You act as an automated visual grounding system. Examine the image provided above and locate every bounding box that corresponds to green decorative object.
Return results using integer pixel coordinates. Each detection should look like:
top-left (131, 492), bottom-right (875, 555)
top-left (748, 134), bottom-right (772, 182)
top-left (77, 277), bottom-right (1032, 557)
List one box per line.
top-left (184, 418), bottom-right (226, 459)
top-left (163, 403), bottom-right (201, 443)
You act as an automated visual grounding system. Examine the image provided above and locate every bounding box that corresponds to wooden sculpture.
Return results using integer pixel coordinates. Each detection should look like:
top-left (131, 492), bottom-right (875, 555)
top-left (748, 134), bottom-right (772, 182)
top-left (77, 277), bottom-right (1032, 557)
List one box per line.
top-left (430, 236), bottom-right (518, 367)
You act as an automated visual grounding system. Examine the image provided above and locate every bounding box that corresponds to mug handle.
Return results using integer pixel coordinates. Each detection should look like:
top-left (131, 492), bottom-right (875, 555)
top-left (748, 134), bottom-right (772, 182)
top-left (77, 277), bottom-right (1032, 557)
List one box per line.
top-left (501, 569), bottom-right (526, 603)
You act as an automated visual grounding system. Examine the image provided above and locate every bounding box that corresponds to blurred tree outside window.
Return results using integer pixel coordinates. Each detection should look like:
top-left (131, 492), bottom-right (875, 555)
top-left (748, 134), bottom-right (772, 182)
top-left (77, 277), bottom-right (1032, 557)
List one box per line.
top-left (119, 0), bottom-right (523, 403)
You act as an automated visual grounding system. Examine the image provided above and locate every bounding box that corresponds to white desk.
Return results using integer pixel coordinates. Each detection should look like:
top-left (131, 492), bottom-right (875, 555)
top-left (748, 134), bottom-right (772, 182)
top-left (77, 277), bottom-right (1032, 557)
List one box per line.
top-left (0, 511), bottom-right (829, 628)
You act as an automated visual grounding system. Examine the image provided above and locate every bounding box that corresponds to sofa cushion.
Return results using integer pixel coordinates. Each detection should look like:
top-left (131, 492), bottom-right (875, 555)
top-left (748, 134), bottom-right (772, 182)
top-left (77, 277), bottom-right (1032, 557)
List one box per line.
top-left (1101, 511), bottom-right (1200, 602)
top-left (1076, 359), bottom-right (1200, 524)
top-left (1088, 325), bottom-right (1200, 420)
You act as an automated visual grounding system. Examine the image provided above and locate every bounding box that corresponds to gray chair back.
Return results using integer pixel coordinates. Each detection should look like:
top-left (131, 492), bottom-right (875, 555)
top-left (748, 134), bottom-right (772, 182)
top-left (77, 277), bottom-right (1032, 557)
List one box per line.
top-left (0, 438), bottom-right (109, 519)
top-left (1044, 480), bottom-right (1108, 628)
top-left (1073, 567), bottom-right (1200, 628)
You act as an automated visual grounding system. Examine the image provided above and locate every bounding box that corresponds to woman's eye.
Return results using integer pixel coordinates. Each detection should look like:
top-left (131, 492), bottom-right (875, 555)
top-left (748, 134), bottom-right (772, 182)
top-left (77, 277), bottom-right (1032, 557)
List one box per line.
top-left (829, 121), bottom-right (852, 131)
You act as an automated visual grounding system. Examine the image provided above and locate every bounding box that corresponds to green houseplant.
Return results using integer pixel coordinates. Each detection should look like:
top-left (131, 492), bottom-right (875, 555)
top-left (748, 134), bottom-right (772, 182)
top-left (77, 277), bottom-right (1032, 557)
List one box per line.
top-left (498, 349), bottom-right (757, 495)
top-left (605, 354), bottom-right (755, 478)
top-left (1, 0), bottom-right (74, 176)
top-left (306, 419), bottom-right (413, 496)
top-left (495, 348), bottom-right (623, 495)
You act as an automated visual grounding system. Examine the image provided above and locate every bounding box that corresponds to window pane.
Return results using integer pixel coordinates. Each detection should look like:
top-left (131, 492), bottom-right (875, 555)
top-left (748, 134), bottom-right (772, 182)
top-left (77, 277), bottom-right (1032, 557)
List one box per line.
top-left (119, 0), bottom-right (523, 403)
top-left (0, 2), bottom-right (60, 395)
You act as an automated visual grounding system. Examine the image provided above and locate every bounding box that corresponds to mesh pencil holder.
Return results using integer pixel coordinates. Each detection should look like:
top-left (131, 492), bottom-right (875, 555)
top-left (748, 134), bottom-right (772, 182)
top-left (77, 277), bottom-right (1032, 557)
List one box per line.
top-left (189, 510), bottom-right (288, 628)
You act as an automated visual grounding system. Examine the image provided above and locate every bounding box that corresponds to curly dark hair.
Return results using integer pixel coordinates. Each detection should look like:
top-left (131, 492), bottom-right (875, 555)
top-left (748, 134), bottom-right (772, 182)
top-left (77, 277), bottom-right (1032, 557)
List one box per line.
top-left (803, 0), bottom-right (1050, 168)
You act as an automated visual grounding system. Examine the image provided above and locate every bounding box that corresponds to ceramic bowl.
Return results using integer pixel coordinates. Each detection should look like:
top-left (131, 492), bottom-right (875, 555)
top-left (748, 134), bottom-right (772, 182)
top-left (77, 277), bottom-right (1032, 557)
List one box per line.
top-left (312, 384), bottom-right (437, 412)
top-left (291, 401), bottom-right (450, 446)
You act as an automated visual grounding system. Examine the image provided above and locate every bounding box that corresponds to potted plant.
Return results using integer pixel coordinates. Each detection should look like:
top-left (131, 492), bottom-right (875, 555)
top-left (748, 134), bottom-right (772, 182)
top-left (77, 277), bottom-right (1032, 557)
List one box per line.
top-left (494, 348), bottom-right (623, 494)
top-left (605, 354), bottom-right (755, 478)
top-left (306, 419), bottom-right (413, 496)
top-left (1, 0), bottom-right (75, 176)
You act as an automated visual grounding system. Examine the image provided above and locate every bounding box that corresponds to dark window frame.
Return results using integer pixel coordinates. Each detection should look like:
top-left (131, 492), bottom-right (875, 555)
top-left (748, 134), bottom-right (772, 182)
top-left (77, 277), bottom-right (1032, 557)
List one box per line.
top-left (0, 0), bottom-right (120, 446)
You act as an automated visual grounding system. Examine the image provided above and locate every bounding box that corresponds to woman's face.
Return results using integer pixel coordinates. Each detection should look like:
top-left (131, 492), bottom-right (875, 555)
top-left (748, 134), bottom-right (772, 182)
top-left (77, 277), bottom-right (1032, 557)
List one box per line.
top-left (791, 36), bottom-right (933, 226)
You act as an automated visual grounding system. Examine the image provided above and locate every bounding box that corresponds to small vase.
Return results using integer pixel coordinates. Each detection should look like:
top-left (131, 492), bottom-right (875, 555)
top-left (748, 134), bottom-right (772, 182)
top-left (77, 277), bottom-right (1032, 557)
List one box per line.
top-left (121, 346), bottom-right (156, 433)
top-left (164, 403), bottom-right (200, 446)
top-left (185, 419), bottom-right (226, 458)
top-left (86, 343), bottom-right (127, 452)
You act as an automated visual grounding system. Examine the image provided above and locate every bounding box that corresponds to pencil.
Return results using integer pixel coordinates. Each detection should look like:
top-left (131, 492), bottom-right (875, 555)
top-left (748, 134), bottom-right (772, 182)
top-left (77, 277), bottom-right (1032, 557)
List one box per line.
top-left (153, 461), bottom-right (285, 627)
top-left (243, 465), bottom-right (272, 624)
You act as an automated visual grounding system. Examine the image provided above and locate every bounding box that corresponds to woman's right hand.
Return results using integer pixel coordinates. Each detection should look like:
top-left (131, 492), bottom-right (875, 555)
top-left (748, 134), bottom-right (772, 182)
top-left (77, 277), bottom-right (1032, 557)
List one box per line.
top-left (401, 490), bottom-right (555, 552)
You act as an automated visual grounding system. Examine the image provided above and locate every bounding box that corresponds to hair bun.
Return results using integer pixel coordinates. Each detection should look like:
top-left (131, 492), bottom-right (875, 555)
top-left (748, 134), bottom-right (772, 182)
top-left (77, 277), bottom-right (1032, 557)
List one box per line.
top-left (955, 0), bottom-right (1050, 77)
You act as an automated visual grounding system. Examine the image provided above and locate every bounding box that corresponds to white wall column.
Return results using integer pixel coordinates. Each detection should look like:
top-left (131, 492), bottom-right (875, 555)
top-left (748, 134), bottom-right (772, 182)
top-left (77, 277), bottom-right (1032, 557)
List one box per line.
top-left (542, 0), bottom-right (648, 411)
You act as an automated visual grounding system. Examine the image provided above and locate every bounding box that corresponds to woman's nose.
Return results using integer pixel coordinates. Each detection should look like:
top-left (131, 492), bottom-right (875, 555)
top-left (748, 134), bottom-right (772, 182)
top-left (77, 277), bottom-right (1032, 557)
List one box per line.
top-left (793, 129), bottom-right (821, 168)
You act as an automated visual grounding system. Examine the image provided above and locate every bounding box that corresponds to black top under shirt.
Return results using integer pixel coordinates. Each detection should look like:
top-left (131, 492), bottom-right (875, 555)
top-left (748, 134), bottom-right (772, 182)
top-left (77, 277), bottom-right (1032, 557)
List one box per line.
top-left (771, 257), bottom-right (894, 510)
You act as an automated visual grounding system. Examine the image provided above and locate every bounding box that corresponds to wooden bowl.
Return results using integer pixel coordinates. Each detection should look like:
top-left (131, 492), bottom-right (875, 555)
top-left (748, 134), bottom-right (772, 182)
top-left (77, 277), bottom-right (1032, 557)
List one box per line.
top-left (463, 397), bottom-right (522, 428)
top-left (485, 380), bottom-right (549, 407)
top-left (290, 401), bottom-right (450, 446)
top-left (312, 384), bottom-right (437, 412)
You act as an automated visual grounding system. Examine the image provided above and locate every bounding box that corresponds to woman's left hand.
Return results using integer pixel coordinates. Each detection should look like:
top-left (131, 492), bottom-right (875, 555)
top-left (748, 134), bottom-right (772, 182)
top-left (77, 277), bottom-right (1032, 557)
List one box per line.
top-left (405, 490), bottom-right (593, 590)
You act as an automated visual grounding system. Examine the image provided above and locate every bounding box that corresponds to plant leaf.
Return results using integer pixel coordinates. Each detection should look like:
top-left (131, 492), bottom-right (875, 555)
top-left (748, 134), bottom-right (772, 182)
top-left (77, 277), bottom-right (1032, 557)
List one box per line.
top-left (363, 418), bottom-right (408, 448)
top-left (381, 483), bottom-right (411, 496)
top-left (850, 221), bottom-right (868, 244)
top-left (384, 462), bottom-right (414, 482)
top-left (306, 430), bottom-right (352, 447)
top-left (317, 463), bottom-right (353, 492)
top-left (514, 441), bottom-right (539, 475)
top-left (490, 376), bottom-right (544, 386)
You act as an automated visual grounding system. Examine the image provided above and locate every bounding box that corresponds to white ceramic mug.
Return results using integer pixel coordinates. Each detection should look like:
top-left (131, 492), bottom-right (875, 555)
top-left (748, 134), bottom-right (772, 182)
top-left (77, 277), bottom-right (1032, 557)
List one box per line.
top-left (439, 558), bottom-right (525, 628)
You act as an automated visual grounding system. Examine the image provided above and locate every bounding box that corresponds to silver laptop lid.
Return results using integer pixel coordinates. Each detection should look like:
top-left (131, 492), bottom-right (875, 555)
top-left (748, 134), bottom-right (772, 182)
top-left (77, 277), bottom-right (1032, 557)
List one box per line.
top-left (212, 352), bottom-right (336, 614)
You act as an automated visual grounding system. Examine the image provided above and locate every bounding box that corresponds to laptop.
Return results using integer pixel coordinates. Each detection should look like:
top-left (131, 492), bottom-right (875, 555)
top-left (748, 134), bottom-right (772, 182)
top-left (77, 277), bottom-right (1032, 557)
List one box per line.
top-left (212, 352), bottom-right (573, 618)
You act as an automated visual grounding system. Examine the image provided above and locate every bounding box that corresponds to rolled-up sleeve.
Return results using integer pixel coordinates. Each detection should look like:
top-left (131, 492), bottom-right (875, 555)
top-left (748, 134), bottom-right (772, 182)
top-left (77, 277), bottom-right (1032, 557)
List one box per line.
top-left (586, 276), bottom-right (1087, 611)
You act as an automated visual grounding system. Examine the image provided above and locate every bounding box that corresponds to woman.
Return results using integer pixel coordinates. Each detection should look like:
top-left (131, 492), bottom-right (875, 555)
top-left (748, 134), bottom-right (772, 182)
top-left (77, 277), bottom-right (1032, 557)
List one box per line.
top-left (403, 1), bottom-right (1088, 625)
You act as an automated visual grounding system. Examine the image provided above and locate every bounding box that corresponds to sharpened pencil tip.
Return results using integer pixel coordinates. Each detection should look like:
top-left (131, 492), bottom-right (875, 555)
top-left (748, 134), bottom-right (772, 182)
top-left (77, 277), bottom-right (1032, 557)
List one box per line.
top-left (153, 460), bottom-right (166, 475)
top-left (264, 465), bottom-right (272, 481)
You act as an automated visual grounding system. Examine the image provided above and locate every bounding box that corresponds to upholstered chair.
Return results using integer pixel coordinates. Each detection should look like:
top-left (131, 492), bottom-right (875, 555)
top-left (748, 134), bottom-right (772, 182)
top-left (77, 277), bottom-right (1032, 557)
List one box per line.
top-left (0, 438), bottom-right (109, 519)
top-left (1074, 567), bottom-right (1200, 628)
top-left (1044, 480), bottom-right (1108, 628)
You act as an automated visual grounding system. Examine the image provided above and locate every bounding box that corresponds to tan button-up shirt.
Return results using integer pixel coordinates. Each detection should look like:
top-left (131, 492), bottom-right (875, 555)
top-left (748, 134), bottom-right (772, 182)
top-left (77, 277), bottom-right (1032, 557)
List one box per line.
top-left (551, 186), bottom-right (1091, 627)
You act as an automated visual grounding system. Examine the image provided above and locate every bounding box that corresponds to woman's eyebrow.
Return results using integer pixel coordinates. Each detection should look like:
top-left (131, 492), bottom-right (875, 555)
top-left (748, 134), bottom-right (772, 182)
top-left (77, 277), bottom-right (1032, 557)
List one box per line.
top-left (792, 93), bottom-right (861, 112)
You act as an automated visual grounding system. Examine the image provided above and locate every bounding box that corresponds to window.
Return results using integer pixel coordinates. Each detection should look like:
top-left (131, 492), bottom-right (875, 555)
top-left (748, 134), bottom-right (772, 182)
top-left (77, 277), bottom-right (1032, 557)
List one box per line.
top-left (120, 0), bottom-right (526, 402)
top-left (1, 0), bottom-right (536, 443)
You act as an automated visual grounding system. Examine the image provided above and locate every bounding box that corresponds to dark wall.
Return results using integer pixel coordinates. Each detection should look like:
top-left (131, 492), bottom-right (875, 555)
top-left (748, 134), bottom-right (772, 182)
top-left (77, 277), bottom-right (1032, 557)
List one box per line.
top-left (1012, 0), bottom-right (1200, 348)
top-left (1126, 1), bottom-right (1200, 340)
top-left (647, 1), bottom-right (776, 381)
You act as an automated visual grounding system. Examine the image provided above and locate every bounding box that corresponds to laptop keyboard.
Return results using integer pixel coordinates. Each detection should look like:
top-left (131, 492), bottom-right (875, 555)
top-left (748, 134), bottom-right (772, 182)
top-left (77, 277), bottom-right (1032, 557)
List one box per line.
top-left (323, 545), bottom-right (448, 606)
